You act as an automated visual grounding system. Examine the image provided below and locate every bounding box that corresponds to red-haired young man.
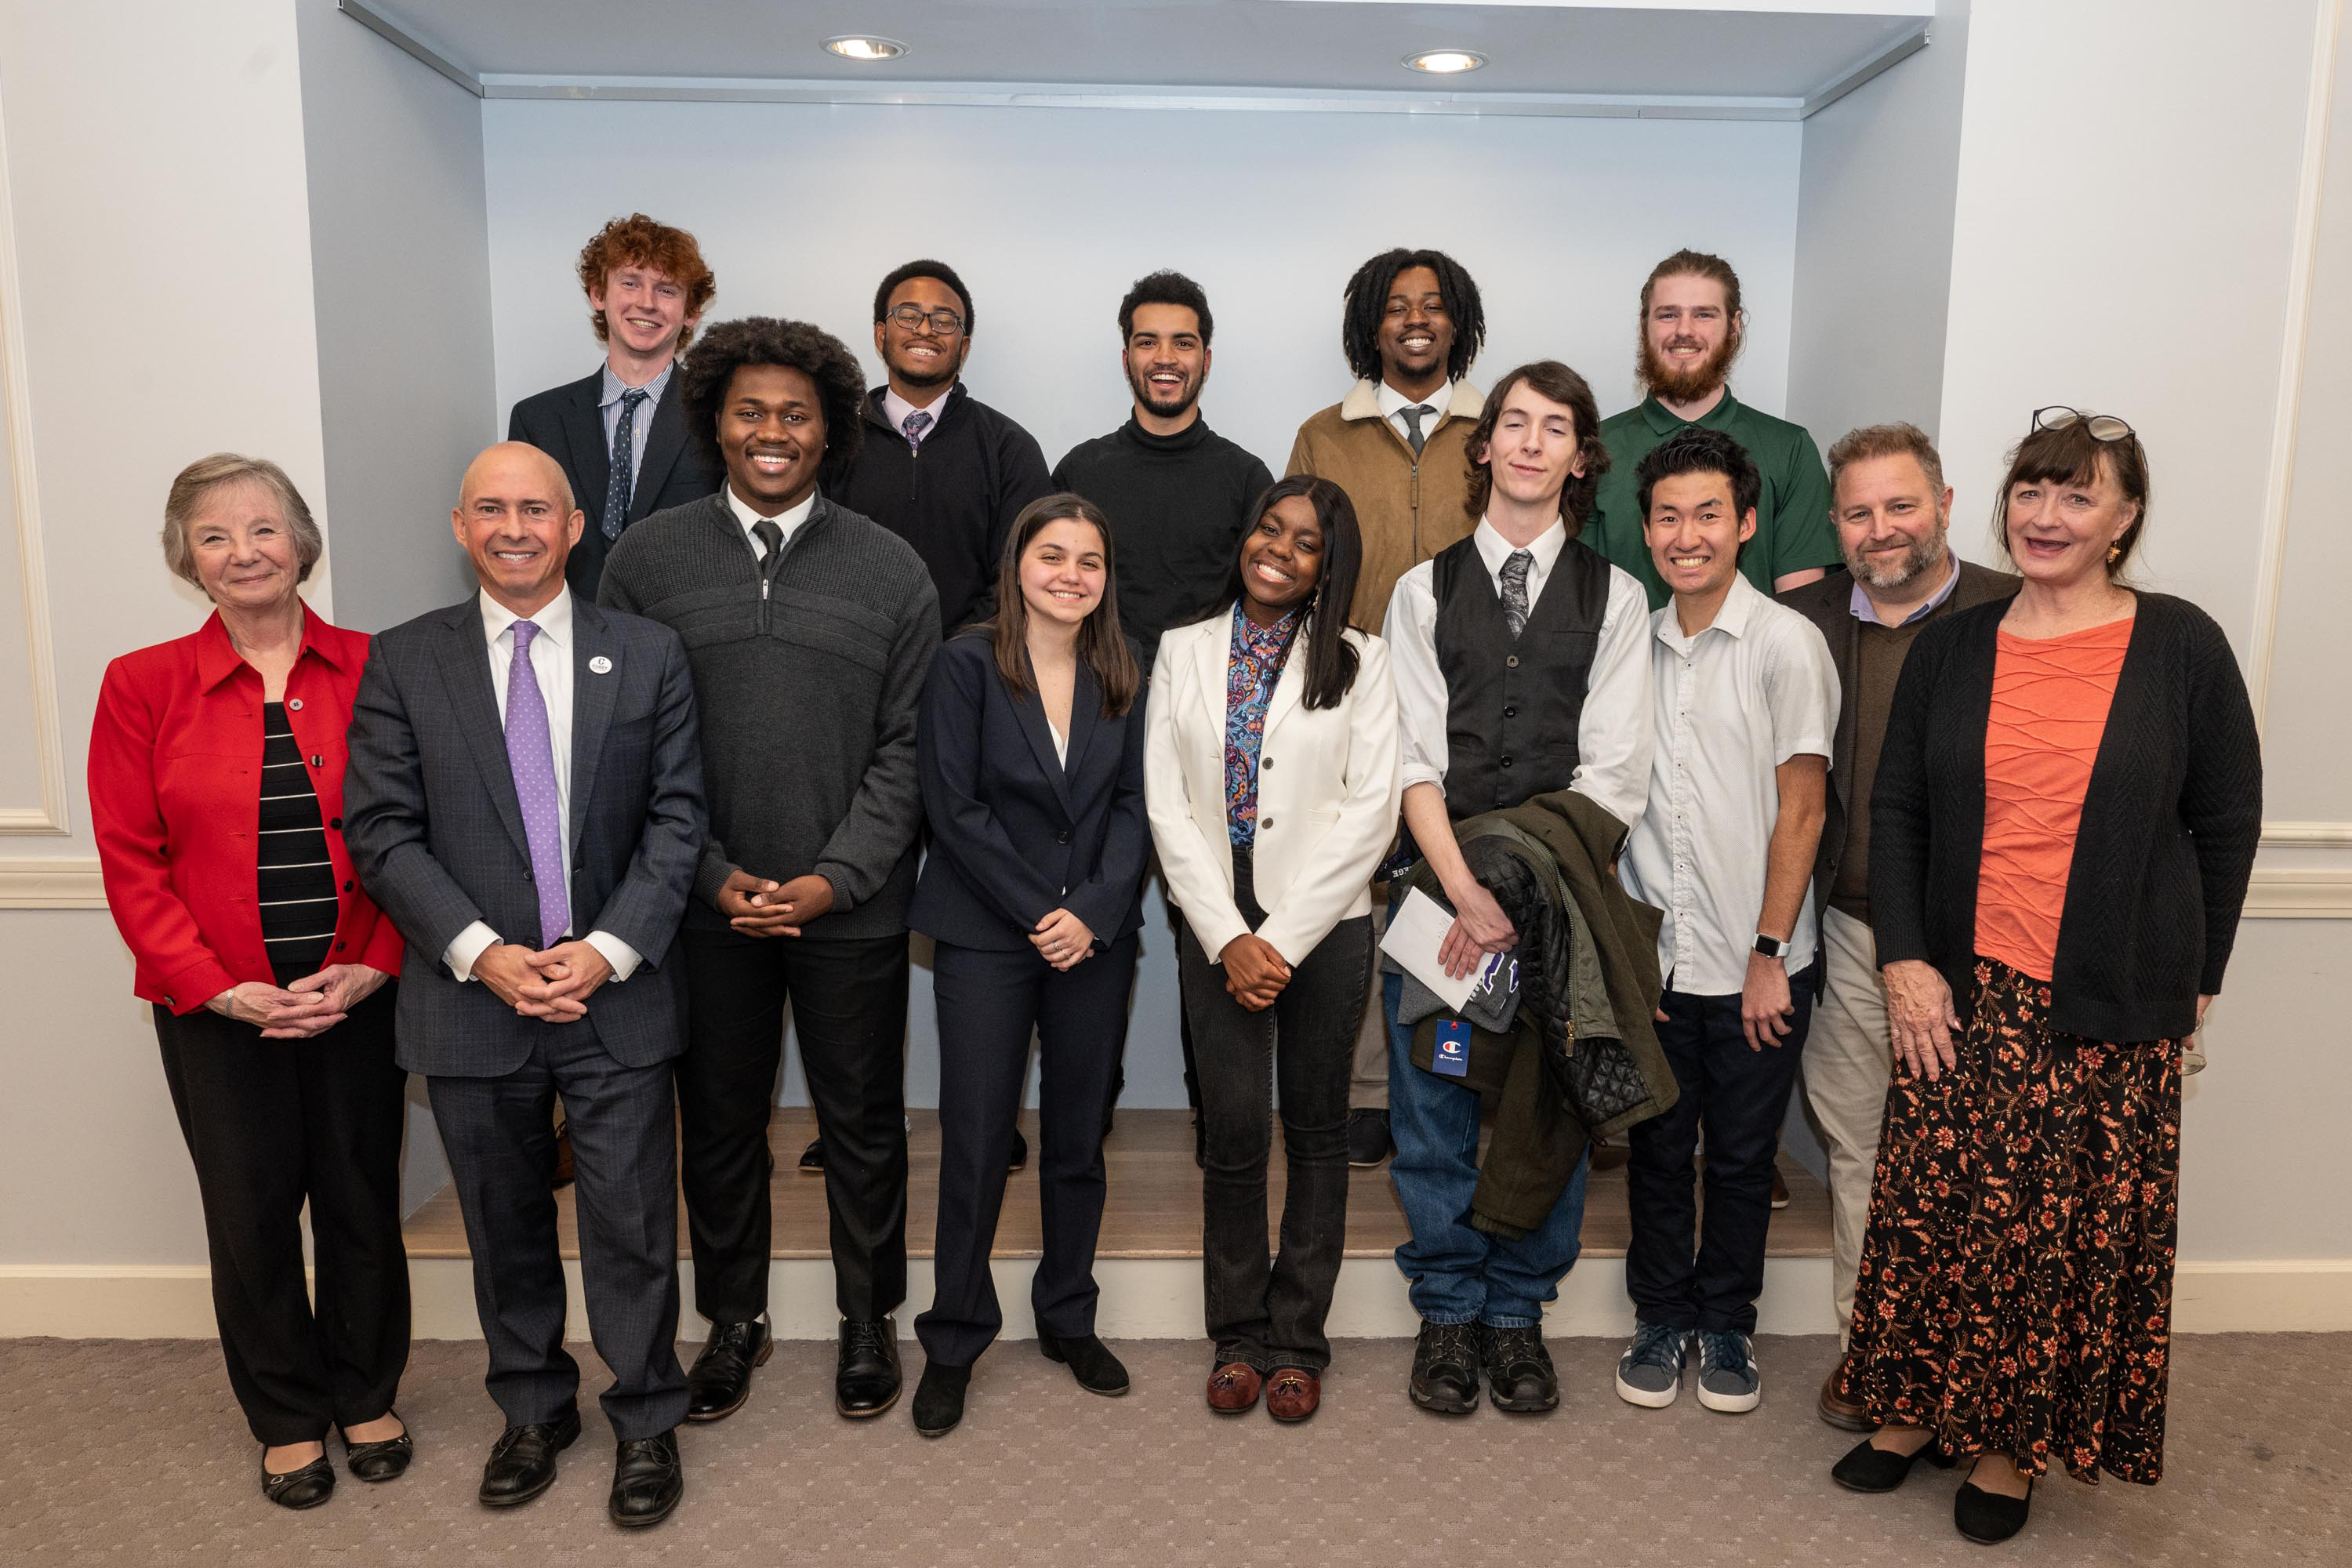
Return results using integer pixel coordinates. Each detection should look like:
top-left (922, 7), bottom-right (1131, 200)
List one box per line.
top-left (510, 213), bottom-right (724, 600)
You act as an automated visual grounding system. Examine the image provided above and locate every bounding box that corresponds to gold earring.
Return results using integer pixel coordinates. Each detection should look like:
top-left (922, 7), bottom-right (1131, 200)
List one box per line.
top-left (2107, 543), bottom-right (2123, 564)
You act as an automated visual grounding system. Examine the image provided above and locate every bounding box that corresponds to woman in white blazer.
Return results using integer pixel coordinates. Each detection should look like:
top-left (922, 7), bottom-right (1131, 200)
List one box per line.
top-left (1145, 474), bottom-right (1403, 1423)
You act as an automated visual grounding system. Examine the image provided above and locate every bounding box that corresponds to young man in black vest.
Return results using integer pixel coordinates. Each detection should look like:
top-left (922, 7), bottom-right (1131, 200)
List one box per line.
top-left (1380, 361), bottom-right (1655, 1416)
top-left (507, 214), bottom-right (724, 601)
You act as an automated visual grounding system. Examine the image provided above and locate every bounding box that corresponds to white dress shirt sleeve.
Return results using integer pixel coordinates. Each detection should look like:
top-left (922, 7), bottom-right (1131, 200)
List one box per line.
top-left (1567, 567), bottom-right (1658, 833)
top-left (1768, 615), bottom-right (1841, 766)
top-left (1382, 564), bottom-right (1449, 794)
top-left (445, 920), bottom-right (499, 982)
top-left (583, 930), bottom-right (644, 982)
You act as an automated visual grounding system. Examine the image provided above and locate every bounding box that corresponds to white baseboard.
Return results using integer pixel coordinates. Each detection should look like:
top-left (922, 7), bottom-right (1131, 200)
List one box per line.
top-left (9, 1258), bottom-right (2344, 1341)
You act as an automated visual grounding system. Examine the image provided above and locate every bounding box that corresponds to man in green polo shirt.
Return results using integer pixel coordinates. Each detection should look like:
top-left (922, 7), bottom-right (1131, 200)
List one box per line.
top-left (1587, 249), bottom-right (1840, 608)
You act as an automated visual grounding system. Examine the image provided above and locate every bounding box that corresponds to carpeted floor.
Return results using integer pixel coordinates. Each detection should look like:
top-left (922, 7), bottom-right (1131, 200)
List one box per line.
top-left (2, 1335), bottom-right (2343, 1565)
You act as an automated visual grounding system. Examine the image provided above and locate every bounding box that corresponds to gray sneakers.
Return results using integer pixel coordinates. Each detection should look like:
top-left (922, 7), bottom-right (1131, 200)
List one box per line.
top-left (1696, 1330), bottom-right (1763, 1414)
top-left (1613, 1321), bottom-right (1688, 1408)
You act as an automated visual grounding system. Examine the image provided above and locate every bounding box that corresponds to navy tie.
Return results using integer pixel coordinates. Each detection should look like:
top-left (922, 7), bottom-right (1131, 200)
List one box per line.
top-left (603, 388), bottom-right (649, 543)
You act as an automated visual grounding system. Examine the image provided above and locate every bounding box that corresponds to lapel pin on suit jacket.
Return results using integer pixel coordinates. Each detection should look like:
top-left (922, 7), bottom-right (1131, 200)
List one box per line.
top-left (590, 655), bottom-right (613, 674)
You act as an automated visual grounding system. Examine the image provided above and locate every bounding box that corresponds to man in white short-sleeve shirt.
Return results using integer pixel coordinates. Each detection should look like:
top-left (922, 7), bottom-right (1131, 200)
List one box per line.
top-left (1611, 425), bottom-right (1837, 1420)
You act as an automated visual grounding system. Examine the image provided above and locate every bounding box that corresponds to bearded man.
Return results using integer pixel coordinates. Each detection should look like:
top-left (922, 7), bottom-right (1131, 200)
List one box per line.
top-left (1052, 270), bottom-right (1275, 674)
top-left (1775, 422), bottom-right (2016, 1431)
top-left (1587, 249), bottom-right (1842, 608)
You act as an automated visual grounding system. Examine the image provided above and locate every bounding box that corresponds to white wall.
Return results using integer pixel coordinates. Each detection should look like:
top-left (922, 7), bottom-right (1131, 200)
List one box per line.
top-left (480, 96), bottom-right (1806, 1105)
top-left (298, 0), bottom-right (495, 635)
top-left (1933, 0), bottom-right (2352, 1266)
top-left (1787, 0), bottom-right (1970, 447)
top-left (0, 0), bottom-right (333, 1265)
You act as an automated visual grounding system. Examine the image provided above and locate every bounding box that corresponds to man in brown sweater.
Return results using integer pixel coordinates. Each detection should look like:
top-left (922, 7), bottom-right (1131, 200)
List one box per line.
top-left (1285, 247), bottom-right (1488, 1162)
top-left (1777, 423), bottom-right (2016, 1428)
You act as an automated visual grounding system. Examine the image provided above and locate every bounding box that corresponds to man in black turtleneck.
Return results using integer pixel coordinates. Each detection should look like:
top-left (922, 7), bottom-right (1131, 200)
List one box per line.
top-left (1054, 270), bottom-right (1275, 673)
top-left (1054, 270), bottom-right (1275, 1144)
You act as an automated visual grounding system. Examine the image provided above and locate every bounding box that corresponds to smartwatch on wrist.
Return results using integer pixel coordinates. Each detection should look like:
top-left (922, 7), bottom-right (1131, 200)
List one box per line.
top-left (1751, 932), bottom-right (1786, 960)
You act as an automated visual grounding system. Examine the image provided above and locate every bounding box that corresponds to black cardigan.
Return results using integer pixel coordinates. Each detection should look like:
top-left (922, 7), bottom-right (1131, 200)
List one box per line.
top-left (1868, 592), bottom-right (2261, 1042)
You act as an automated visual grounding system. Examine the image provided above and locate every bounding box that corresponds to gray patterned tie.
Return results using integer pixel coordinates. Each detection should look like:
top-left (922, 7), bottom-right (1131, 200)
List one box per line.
top-left (1400, 402), bottom-right (1436, 456)
top-left (603, 387), bottom-right (649, 543)
top-left (902, 409), bottom-right (933, 446)
top-left (1499, 550), bottom-right (1534, 641)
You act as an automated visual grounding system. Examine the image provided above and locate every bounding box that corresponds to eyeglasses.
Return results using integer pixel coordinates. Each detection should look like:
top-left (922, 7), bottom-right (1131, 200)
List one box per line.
top-left (2031, 406), bottom-right (2136, 443)
top-left (887, 303), bottom-right (965, 336)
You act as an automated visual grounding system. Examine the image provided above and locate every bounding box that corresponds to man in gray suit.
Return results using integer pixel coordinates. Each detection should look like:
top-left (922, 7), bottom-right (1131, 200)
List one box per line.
top-left (345, 441), bottom-right (706, 1529)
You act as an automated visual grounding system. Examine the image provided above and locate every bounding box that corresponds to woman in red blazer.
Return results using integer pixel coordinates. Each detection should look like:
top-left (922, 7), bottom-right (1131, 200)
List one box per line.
top-left (89, 455), bottom-right (412, 1511)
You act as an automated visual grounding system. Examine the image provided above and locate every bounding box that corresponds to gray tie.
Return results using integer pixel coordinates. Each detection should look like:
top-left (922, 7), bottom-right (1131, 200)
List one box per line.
top-left (1499, 550), bottom-right (1534, 641)
top-left (1400, 402), bottom-right (1436, 456)
top-left (902, 409), bottom-right (933, 446)
top-left (603, 387), bottom-right (648, 543)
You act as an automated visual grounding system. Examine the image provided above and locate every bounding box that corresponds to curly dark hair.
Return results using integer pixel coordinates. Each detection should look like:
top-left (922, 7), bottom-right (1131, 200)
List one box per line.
top-left (1118, 269), bottom-right (1213, 346)
top-left (677, 317), bottom-right (867, 473)
top-left (1339, 248), bottom-right (1486, 384)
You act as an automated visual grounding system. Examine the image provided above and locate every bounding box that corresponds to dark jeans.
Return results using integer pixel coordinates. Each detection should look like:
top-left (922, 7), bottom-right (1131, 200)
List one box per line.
top-left (427, 1012), bottom-right (687, 1439)
top-left (154, 984), bottom-right (408, 1446)
top-left (916, 935), bottom-right (1139, 1367)
top-left (1626, 964), bottom-right (1818, 1336)
top-left (677, 924), bottom-right (911, 1324)
top-left (1181, 848), bottom-right (1371, 1373)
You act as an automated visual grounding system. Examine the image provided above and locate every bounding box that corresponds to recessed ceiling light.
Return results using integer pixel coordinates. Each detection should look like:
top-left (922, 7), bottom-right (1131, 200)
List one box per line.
top-left (1404, 49), bottom-right (1486, 74)
top-left (824, 35), bottom-right (909, 62)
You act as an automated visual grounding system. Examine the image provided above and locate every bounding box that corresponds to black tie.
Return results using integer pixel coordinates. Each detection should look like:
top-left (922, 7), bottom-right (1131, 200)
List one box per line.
top-left (753, 518), bottom-right (782, 564)
top-left (1401, 403), bottom-right (1436, 456)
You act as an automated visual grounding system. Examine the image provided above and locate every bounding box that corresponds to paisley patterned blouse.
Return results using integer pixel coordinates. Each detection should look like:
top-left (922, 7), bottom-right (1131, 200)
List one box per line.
top-left (1224, 603), bottom-right (1301, 848)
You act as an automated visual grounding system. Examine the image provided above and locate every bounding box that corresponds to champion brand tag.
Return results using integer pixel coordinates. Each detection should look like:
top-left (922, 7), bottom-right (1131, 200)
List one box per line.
top-left (589, 655), bottom-right (613, 674)
top-left (1433, 1018), bottom-right (1472, 1076)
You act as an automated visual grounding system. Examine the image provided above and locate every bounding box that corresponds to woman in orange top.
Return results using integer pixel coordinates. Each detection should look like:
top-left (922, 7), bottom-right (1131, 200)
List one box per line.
top-left (1824, 412), bottom-right (2260, 1544)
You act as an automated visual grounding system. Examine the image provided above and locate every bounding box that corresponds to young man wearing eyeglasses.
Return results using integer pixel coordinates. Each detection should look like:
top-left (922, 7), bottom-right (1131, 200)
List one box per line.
top-left (826, 260), bottom-right (1056, 638)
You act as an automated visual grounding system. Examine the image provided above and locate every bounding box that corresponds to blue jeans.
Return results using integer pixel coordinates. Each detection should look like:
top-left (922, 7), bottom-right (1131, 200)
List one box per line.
top-left (1385, 961), bottom-right (1590, 1327)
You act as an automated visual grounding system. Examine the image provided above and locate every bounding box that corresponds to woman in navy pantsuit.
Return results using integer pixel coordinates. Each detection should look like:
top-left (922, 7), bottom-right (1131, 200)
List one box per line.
top-left (909, 493), bottom-right (1151, 1436)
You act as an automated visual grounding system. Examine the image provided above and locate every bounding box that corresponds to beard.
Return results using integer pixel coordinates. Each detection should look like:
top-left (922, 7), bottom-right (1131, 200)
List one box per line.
top-left (893, 352), bottom-right (956, 392)
top-left (1843, 522), bottom-right (1950, 593)
top-left (1638, 325), bottom-right (1742, 405)
top-left (1126, 362), bottom-right (1203, 420)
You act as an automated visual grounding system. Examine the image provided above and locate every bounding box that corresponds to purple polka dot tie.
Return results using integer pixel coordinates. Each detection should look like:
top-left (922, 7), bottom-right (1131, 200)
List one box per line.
top-left (504, 621), bottom-right (570, 949)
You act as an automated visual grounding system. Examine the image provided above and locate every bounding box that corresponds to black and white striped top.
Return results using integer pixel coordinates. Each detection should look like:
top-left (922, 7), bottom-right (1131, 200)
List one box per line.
top-left (256, 701), bottom-right (338, 982)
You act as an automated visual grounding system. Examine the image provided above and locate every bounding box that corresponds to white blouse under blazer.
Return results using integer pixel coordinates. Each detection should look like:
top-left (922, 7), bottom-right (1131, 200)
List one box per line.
top-left (1145, 614), bottom-right (1403, 968)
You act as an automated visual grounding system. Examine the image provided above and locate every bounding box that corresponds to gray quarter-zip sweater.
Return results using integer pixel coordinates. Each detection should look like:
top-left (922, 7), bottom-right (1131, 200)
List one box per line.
top-left (599, 488), bottom-right (942, 938)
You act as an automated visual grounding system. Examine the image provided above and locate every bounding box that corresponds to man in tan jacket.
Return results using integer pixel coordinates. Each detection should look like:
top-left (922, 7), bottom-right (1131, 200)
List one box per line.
top-left (1286, 246), bottom-right (1486, 1163)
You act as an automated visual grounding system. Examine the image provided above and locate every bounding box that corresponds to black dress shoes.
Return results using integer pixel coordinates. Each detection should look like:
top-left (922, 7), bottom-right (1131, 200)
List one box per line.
top-left (687, 1319), bottom-right (773, 1421)
top-left (608, 1430), bottom-right (684, 1529)
top-left (1479, 1324), bottom-right (1559, 1414)
top-left (338, 1412), bottom-right (413, 1482)
top-left (260, 1451), bottom-right (336, 1511)
top-left (1830, 1434), bottom-right (1955, 1493)
top-left (1345, 1108), bottom-right (1394, 1167)
top-left (478, 1407), bottom-right (581, 1508)
top-left (1409, 1320), bottom-right (1482, 1415)
top-left (1040, 1333), bottom-right (1130, 1395)
top-left (836, 1317), bottom-right (902, 1417)
top-left (1955, 1475), bottom-right (2034, 1544)
top-left (912, 1362), bottom-right (971, 1437)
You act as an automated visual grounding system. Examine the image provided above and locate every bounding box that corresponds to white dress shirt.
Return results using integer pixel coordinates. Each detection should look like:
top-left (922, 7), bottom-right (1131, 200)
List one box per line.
top-left (883, 386), bottom-right (949, 445)
top-left (724, 485), bottom-right (818, 559)
top-left (443, 586), bottom-right (644, 985)
top-left (1377, 378), bottom-right (1454, 448)
top-left (1383, 517), bottom-right (1655, 833)
top-left (1617, 573), bottom-right (1839, 995)
top-left (599, 361), bottom-right (674, 489)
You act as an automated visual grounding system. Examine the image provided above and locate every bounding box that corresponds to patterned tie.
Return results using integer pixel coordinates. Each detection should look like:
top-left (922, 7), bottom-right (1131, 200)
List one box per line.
top-left (603, 387), bottom-right (649, 542)
top-left (1400, 403), bottom-right (1436, 456)
top-left (503, 621), bottom-right (570, 949)
top-left (752, 517), bottom-right (782, 564)
top-left (902, 408), bottom-right (933, 446)
top-left (1499, 550), bottom-right (1534, 641)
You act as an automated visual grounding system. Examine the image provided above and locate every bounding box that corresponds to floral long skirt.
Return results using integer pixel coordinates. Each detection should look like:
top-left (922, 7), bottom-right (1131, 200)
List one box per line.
top-left (1835, 957), bottom-right (2183, 1484)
